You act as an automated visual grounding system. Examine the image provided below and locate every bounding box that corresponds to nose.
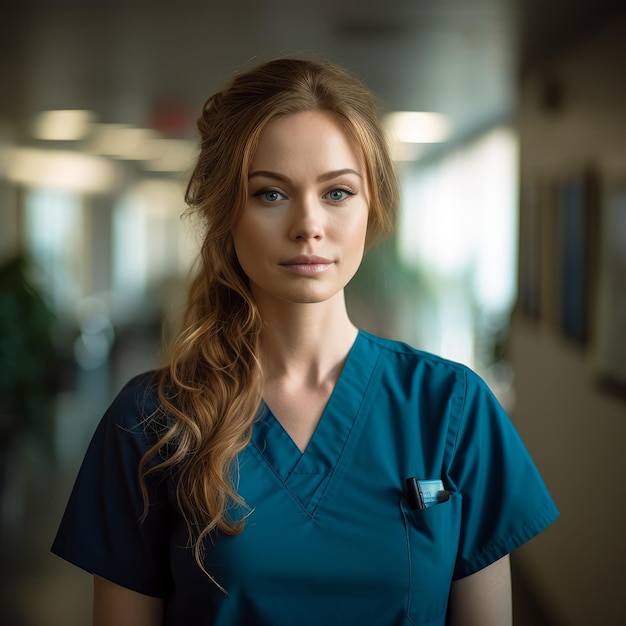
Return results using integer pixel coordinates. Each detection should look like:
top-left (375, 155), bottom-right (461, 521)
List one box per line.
top-left (288, 195), bottom-right (324, 242)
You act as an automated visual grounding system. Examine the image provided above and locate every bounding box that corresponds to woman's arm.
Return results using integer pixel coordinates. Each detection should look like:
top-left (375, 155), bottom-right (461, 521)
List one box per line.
top-left (447, 555), bottom-right (512, 626)
top-left (93, 575), bottom-right (164, 626)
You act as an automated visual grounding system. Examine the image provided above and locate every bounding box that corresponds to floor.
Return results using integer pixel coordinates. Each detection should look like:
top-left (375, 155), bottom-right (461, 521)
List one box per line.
top-left (0, 350), bottom-right (561, 625)
top-left (1, 333), bottom-right (156, 626)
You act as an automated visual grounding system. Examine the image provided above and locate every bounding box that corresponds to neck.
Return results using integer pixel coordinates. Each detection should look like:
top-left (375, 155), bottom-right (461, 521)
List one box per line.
top-left (255, 293), bottom-right (358, 385)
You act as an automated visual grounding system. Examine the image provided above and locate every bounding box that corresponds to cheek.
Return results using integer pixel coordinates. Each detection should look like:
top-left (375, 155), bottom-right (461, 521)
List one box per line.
top-left (342, 207), bottom-right (369, 249)
top-left (233, 215), bottom-right (262, 251)
top-left (232, 216), bottom-right (279, 283)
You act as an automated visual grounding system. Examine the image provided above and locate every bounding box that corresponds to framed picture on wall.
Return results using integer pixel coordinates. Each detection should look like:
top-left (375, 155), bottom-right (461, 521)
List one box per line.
top-left (518, 177), bottom-right (543, 320)
top-left (557, 170), bottom-right (599, 345)
top-left (539, 178), bottom-right (560, 330)
top-left (518, 176), bottom-right (560, 327)
top-left (595, 184), bottom-right (626, 390)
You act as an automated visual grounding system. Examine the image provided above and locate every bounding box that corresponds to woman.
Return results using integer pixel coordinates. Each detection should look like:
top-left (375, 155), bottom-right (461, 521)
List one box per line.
top-left (52, 58), bottom-right (558, 626)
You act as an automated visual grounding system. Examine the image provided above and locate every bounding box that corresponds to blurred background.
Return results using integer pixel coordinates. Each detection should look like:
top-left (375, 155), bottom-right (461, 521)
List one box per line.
top-left (1, 1), bottom-right (626, 624)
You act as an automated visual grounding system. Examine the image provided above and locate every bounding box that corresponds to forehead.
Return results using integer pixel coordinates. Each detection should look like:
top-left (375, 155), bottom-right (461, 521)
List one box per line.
top-left (250, 110), bottom-right (364, 171)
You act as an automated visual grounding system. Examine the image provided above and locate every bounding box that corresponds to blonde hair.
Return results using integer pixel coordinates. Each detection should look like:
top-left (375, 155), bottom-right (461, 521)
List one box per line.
top-left (139, 57), bottom-right (399, 586)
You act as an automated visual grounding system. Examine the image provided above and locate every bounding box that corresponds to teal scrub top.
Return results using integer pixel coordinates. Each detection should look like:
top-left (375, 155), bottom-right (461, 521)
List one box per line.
top-left (52, 331), bottom-right (559, 625)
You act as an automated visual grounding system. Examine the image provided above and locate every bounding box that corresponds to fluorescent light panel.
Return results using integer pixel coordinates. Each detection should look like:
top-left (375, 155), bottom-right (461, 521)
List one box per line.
top-left (2, 147), bottom-right (118, 192)
top-left (31, 109), bottom-right (96, 141)
top-left (385, 111), bottom-right (450, 144)
top-left (87, 124), bottom-right (163, 160)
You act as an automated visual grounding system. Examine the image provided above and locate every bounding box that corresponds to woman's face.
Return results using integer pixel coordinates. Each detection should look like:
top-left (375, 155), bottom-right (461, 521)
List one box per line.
top-left (232, 110), bottom-right (370, 309)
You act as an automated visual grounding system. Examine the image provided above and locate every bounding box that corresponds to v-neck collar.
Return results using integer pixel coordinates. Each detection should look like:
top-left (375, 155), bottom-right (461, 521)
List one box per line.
top-left (250, 331), bottom-right (381, 515)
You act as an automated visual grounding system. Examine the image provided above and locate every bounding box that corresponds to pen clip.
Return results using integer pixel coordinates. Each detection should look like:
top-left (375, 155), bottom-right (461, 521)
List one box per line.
top-left (405, 477), bottom-right (425, 510)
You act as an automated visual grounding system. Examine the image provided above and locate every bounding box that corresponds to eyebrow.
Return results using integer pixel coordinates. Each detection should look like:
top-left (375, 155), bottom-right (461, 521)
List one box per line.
top-left (248, 168), bottom-right (363, 183)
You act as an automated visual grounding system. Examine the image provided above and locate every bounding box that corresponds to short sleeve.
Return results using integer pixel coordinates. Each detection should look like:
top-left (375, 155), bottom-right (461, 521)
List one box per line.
top-left (51, 372), bottom-right (173, 597)
top-left (446, 367), bottom-right (559, 579)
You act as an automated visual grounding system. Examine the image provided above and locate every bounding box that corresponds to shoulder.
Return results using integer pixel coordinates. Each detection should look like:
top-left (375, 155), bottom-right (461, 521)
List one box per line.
top-left (359, 330), bottom-right (475, 385)
top-left (110, 370), bottom-right (161, 413)
top-left (101, 370), bottom-right (166, 440)
top-left (358, 330), bottom-right (497, 422)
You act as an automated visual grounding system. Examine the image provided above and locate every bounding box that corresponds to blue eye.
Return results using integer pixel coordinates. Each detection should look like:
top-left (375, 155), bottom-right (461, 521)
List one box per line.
top-left (254, 189), bottom-right (284, 202)
top-left (327, 188), bottom-right (353, 202)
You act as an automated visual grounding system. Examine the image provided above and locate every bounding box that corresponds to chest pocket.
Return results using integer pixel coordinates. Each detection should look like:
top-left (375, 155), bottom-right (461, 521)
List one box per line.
top-left (401, 493), bottom-right (462, 625)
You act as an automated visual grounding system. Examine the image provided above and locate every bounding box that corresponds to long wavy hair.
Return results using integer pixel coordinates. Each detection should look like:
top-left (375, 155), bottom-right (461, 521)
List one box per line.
top-left (139, 57), bottom-right (399, 588)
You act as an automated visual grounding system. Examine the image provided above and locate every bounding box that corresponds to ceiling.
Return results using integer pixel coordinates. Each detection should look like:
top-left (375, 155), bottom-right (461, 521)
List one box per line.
top-left (2, 0), bottom-right (623, 153)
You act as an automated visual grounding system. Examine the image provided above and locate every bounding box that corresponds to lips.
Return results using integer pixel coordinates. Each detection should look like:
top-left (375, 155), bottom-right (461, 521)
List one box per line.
top-left (280, 255), bottom-right (333, 266)
top-left (279, 255), bottom-right (334, 275)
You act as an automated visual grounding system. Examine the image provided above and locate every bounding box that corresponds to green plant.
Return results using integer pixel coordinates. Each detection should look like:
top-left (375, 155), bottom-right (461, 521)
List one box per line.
top-left (0, 256), bottom-right (56, 449)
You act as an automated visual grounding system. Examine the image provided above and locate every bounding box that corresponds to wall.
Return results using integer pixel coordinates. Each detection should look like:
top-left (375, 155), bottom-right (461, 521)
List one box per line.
top-left (510, 15), bottom-right (626, 625)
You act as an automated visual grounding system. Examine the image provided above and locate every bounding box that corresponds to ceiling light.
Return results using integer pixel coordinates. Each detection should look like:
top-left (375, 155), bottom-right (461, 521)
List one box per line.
top-left (385, 111), bottom-right (451, 144)
top-left (1, 146), bottom-right (118, 192)
top-left (87, 124), bottom-right (163, 160)
top-left (31, 109), bottom-right (96, 141)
